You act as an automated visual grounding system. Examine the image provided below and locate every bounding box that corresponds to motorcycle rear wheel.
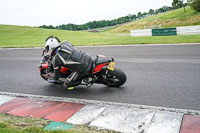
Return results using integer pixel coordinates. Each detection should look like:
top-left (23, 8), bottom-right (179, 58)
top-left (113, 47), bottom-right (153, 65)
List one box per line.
top-left (102, 68), bottom-right (126, 87)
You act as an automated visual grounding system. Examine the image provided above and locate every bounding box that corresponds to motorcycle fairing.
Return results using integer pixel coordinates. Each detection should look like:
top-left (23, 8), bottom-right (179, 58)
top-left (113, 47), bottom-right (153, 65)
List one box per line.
top-left (93, 63), bottom-right (109, 73)
top-left (91, 55), bottom-right (111, 73)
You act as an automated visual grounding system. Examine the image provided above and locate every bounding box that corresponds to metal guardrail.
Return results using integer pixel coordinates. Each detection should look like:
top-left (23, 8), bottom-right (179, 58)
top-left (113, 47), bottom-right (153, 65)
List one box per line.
top-left (152, 28), bottom-right (177, 36)
top-left (130, 25), bottom-right (200, 37)
top-left (130, 29), bottom-right (152, 37)
top-left (177, 26), bottom-right (200, 35)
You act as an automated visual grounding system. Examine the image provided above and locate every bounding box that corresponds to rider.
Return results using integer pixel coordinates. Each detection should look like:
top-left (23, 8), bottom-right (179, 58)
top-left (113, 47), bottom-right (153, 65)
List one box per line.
top-left (44, 36), bottom-right (93, 88)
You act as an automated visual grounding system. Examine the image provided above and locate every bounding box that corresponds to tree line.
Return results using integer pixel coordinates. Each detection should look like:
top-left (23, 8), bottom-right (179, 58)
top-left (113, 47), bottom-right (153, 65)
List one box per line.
top-left (39, 0), bottom-right (199, 31)
top-left (39, 6), bottom-right (175, 31)
top-left (173, 0), bottom-right (200, 11)
top-left (188, 0), bottom-right (200, 11)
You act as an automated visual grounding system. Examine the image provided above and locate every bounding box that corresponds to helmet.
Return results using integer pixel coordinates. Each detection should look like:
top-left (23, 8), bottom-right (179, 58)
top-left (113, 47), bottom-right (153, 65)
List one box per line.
top-left (44, 36), bottom-right (60, 55)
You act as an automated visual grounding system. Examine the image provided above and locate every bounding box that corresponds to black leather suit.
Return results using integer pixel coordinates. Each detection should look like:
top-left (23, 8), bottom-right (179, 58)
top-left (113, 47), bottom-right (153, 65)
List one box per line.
top-left (51, 41), bottom-right (92, 86)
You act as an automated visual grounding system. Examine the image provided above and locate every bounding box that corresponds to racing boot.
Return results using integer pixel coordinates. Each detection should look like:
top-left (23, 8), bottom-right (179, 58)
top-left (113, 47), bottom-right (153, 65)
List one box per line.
top-left (63, 72), bottom-right (79, 90)
top-left (48, 73), bottom-right (56, 83)
top-left (64, 79), bottom-right (75, 90)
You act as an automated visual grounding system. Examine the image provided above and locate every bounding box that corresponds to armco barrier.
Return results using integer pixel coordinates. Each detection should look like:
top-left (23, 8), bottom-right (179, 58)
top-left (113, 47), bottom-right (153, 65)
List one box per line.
top-left (130, 29), bottom-right (152, 37)
top-left (152, 28), bottom-right (177, 36)
top-left (177, 26), bottom-right (200, 35)
top-left (130, 25), bottom-right (200, 37)
top-left (130, 28), bottom-right (177, 37)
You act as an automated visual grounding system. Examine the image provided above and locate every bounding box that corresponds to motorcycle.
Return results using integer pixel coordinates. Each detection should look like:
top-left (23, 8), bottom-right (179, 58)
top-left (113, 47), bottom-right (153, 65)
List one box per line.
top-left (38, 50), bottom-right (127, 87)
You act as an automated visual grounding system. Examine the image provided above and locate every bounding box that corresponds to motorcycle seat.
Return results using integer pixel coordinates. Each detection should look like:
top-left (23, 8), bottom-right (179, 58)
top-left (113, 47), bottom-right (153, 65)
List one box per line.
top-left (90, 55), bottom-right (110, 73)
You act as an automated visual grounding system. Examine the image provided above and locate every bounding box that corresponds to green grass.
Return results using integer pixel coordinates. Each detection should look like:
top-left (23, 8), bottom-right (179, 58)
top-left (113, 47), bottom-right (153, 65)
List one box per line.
top-left (110, 7), bottom-right (200, 33)
top-left (0, 125), bottom-right (89, 133)
top-left (0, 7), bottom-right (200, 48)
top-left (158, 7), bottom-right (199, 20)
top-left (0, 113), bottom-right (66, 133)
top-left (0, 113), bottom-right (112, 133)
top-left (0, 125), bottom-right (65, 133)
top-left (0, 24), bottom-right (124, 47)
top-left (0, 24), bottom-right (200, 48)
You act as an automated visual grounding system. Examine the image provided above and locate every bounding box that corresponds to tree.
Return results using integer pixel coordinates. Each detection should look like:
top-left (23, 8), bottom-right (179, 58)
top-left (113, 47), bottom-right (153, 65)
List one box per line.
top-left (137, 12), bottom-right (142, 19)
top-left (182, 0), bottom-right (186, 12)
top-left (189, 0), bottom-right (200, 11)
top-left (149, 9), bottom-right (155, 15)
top-left (130, 14), bottom-right (137, 21)
top-left (172, 0), bottom-right (183, 9)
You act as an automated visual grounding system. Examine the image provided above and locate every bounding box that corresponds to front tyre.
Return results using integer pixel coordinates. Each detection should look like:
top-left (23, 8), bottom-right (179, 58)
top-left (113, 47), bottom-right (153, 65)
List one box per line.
top-left (103, 68), bottom-right (126, 87)
top-left (40, 69), bottom-right (48, 81)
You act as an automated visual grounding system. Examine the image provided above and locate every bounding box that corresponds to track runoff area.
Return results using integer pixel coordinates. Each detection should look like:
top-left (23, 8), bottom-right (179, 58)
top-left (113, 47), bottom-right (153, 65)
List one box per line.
top-left (0, 91), bottom-right (200, 133)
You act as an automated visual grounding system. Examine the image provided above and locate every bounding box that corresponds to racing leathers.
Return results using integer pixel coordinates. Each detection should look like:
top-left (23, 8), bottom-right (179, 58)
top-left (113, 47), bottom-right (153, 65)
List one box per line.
top-left (50, 41), bottom-right (93, 87)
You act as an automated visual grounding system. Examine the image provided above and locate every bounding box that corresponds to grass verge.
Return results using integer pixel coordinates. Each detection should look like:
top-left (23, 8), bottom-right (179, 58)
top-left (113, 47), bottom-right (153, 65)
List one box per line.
top-left (0, 113), bottom-right (116, 133)
top-left (0, 24), bottom-right (200, 48)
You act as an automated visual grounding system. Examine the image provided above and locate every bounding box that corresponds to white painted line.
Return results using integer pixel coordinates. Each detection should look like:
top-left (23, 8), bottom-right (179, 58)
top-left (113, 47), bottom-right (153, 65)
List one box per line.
top-left (0, 43), bottom-right (200, 50)
top-left (146, 111), bottom-right (183, 133)
top-left (77, 43), bottom-right (200, 48)
top-left (67, 105), bottom-right (107, 125)
top-left (0, 47), bottom-right (43, 50)
top-left (0, 95), bottom-right (15, 105)
top-left (77, 43), bottom-right (200, 47)
top-left (117, 58), bottom-right (200, 64)
top-left (89, 106), bottom-right (154, 133)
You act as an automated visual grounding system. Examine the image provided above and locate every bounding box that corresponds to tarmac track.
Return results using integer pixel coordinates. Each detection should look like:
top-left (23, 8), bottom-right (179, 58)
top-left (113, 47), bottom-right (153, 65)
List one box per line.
top-left (0, 44), bottom-right (200, 110)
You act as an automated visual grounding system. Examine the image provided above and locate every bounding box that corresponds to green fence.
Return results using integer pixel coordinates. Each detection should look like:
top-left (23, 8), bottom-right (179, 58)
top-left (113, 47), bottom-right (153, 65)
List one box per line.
top-left (152, 28), bottom-right (177, 36)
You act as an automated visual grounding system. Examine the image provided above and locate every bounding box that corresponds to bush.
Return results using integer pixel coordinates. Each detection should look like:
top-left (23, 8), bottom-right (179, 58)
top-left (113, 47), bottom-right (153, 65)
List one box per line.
top-left (189, 0), bottom-right (200, 12)
top-left (0, 123), bottom-right (7, 128)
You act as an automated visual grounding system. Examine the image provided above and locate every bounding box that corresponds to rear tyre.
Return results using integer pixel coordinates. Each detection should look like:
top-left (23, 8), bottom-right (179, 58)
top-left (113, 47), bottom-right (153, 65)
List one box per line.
top-left (101, 68), bottom-right (126, 87)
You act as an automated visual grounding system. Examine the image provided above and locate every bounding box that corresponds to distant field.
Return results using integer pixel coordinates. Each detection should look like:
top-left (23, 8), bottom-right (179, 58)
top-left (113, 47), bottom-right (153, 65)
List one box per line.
top-left (0, 25), bottom-right (118, 47)
top-left (1, 7), bottom-right (200, 48)
top-left (110, 7), bottom-right (200, 33)
top-left (0, 24), bottom-right (200, 48)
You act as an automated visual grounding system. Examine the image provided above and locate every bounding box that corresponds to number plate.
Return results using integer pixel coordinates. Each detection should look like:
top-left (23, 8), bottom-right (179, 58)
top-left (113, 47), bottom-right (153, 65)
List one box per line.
top-left (107, 62), bottom-right (115, 71)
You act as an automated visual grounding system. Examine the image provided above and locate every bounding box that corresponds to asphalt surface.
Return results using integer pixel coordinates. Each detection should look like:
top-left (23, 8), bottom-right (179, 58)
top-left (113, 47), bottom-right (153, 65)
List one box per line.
top-left (0, 44), bottom-right (200, 110)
